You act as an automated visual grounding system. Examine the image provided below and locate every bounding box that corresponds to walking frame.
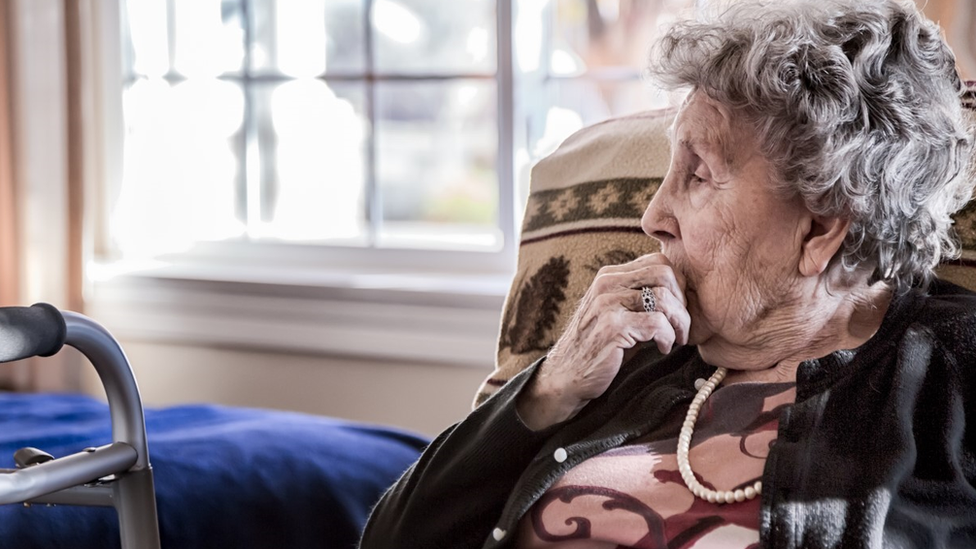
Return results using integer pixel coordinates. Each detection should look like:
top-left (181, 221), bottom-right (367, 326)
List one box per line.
top-left (0, 303), bottom-right (161, 549)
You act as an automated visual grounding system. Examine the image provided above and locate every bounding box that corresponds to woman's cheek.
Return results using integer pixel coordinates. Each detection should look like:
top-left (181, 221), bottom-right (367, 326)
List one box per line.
top-left (687, 184), bottom-right (712, 211)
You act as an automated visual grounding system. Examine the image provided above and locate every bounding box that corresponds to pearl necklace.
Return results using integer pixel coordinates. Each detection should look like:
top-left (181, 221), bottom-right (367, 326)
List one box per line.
top-left (676, 366), bottom-right (763, 504)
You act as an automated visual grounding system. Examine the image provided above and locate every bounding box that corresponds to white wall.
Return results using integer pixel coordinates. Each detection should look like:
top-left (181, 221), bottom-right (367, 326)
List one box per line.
top-left (79, 339), bottom-right (491, 437)
top-left (79, 273), bottom-right (507, 437)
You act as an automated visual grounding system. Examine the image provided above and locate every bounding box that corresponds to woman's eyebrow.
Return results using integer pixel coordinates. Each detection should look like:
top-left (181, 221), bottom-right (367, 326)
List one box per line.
top-left (678, 137), bottom-right (711, 158)
top-left (679, 136), bottom-right (740, 182)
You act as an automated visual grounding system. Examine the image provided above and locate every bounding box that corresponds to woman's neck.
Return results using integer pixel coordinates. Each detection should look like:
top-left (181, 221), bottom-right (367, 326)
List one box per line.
top-left (703, 279), bottom-right (893, 385)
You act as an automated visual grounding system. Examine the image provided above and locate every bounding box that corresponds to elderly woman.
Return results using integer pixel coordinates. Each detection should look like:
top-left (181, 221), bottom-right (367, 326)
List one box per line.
top-left (359, 0), bottom-right (976, 547)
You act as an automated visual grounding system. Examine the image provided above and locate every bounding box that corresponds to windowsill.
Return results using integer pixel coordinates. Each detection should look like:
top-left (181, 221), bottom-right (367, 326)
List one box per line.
top-left (85, 260), bottom-right (511, 369)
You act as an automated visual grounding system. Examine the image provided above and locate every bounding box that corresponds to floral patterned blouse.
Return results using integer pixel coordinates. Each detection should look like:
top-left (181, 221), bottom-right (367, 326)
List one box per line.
top-left (516, 381), bottom-right (796, 549)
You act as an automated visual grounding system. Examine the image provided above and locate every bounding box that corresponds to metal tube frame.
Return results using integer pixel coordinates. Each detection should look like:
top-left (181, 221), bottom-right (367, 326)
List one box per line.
top-left (0, 312), bottom-right (161, 549)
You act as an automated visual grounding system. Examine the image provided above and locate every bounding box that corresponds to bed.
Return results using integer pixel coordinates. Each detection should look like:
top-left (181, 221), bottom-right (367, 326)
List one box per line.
top-left (0, 305), bottom-right (428, 549)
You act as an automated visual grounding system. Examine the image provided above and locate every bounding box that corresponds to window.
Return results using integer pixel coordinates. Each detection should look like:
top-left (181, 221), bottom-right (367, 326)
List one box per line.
top-left (108, 0), bottom-right (693, 267)
top-left (520, 0), bottom-right (694, 159)
top-left (92, 0), bottom-right (697, 362)
top-left (113, 0), bottom-right (507, 273)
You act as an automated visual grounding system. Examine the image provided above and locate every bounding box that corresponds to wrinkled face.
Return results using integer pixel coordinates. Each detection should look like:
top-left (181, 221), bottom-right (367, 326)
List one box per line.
top-left (641, 92), bottom-right (809, 357)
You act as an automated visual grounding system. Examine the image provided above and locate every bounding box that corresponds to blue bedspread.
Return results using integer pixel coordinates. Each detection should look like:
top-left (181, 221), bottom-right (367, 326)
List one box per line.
top-left (0, 392), bottom-right (428, 549)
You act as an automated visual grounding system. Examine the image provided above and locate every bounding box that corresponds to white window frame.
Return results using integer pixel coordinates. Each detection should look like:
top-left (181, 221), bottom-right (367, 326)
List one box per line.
top-left (84, 0), bottom-right (517, 369)
top-left (81, 0), bottom-right (678, 367)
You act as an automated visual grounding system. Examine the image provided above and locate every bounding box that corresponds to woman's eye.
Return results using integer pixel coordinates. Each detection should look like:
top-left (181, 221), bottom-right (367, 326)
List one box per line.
top-left (690, 173), bottom-right (707, 185)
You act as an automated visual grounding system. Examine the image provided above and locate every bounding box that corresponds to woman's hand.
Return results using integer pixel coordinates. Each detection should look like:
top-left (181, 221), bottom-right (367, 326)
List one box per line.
top-left (516, 253), bottom-right (691, 430)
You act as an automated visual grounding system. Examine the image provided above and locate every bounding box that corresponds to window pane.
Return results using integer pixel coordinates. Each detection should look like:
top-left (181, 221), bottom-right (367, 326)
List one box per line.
top-left (528, 79), bottom-right (665, 161)
top-left (373, 0), bottom-right (496, 75)
top-left (250, 0), bottom-right (365, 76)
top-left (251, 80), bottom-right (368, 244)
top-left (121, 0), bottom-right (169, 77)
top-left (113, 79), bottom-right (245, 258)
top-left (172, 0), bottom-right (246, 77)
top-left (376, 81), bottom-right (499, 250)
top-left (523, 0), bottom-right (698, 161)
top-left (550, 0), bottom-right (695, 75)
top-left (552, 78), bottom-right (664, 122)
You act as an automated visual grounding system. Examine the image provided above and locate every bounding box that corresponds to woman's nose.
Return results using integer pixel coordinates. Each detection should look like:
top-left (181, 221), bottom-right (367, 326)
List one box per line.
top-left (641, 176), bottom-right (679, 242)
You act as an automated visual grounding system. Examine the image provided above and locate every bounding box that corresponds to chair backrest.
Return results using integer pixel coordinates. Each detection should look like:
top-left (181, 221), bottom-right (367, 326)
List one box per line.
top-left (474, 82), bottom-right (976, 408)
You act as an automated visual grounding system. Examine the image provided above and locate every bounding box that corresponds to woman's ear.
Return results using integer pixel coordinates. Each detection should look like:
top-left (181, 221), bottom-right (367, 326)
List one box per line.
top-left (799, 214), bottom-right (850, 277)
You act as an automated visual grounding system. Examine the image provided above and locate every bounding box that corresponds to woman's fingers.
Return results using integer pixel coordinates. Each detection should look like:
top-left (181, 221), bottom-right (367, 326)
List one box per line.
top-left (629, 310), bottom-right (678, 354)
top-left (632, 286), bottom-right (691, 347)
top-left (519, 252), bottom-right (692, 429)
top-left (588, 284), bottom-right (689, 349)
top-left (593, 254), bottom-right (686, 307)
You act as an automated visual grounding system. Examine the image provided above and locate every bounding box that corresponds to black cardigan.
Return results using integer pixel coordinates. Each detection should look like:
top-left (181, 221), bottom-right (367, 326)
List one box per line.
top-left (359, 279), bottom-right (976, 549)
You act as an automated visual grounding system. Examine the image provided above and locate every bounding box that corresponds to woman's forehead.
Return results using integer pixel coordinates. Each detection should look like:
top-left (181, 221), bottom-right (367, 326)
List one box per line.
top-left (671, 93), bottom-right (740, 168)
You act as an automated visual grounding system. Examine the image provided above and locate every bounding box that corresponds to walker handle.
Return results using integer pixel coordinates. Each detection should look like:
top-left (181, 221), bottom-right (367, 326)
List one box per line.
top-left (0, 304), bottom-right (67, 362)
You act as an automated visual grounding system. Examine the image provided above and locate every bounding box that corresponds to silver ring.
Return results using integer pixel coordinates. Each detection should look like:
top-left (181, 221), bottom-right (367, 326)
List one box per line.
top-left (640, 286), bottom-right (656, 313)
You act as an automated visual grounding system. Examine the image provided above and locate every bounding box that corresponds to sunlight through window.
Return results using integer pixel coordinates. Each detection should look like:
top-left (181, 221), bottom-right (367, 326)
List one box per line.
top-left (266, 80), bottom-right (365, 242)
top-left (275, 0), bottom-right (326, 77)
top-left (372, 1), bottom-right (425, 45)
top-left (111, 0), bottom-right (696, 269)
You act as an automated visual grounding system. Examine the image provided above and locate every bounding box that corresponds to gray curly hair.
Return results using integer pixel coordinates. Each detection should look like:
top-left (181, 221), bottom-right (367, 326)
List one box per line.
top-left (647, 0), bottom-right (976, 292)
